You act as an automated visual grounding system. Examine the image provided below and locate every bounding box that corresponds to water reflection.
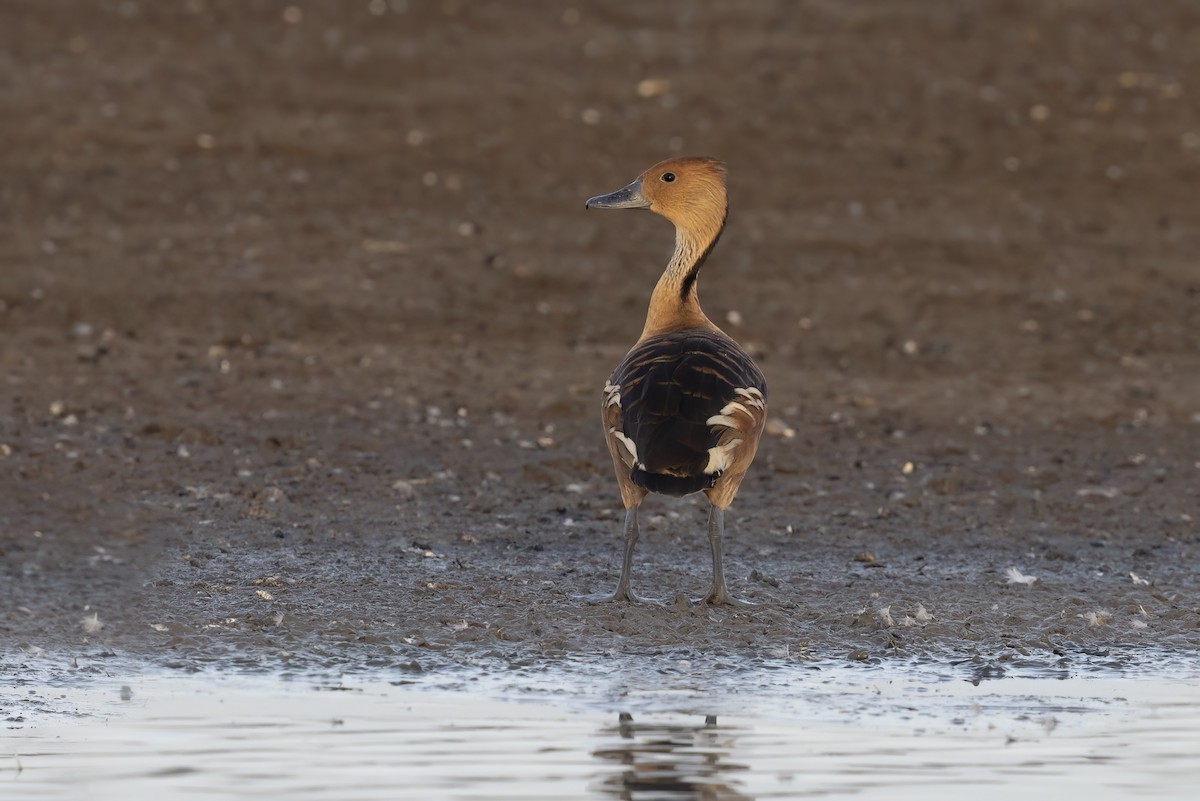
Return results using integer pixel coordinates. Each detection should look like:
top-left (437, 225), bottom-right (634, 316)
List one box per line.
top-left (592, 712), bottom-right (753, 800)
top-left (9, 668), bottom-right (1200, 800)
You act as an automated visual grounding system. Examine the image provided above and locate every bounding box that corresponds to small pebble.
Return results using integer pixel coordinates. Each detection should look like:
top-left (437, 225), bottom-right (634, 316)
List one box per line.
top-left (765, 418), bottom-right (795, 439)
top-left (636, 78), bottom-right (671, 98)
top-left (1117, 71), bottom-right (1140, 88)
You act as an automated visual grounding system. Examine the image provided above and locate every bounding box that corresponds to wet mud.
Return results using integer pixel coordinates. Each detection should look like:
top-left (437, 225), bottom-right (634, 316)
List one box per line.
top-left (2, 2), bottom-right (1199, 684)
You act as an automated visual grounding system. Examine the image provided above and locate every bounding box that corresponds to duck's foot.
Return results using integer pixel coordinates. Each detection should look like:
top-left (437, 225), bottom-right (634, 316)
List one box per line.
top-left (573, 588), bottom-right (665, 605)
top-left (695, 589), bottom-right (760, 609)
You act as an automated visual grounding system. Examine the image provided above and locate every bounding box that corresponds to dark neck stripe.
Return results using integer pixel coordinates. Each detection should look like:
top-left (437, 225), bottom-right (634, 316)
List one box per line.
top-left (678, 208), bottom-right (728, 303)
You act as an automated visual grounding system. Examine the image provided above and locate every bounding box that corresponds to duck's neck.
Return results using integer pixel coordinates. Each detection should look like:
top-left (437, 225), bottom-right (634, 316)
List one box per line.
top-left (640, 211), bottom-right (727, 339)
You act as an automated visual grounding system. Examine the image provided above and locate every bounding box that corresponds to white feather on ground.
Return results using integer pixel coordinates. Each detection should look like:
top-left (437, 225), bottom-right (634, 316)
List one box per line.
top-left (1080, 610), bottom-right (1111, 627)
top-left (1005, 566), bottom-right (1038, 585)
top-left (80, 612), bottom-right (103, 634)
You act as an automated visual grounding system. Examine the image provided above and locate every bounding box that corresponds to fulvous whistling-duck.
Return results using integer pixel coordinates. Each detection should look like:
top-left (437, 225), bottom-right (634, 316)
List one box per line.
top-left (584, 157), bottom-right (767, 607)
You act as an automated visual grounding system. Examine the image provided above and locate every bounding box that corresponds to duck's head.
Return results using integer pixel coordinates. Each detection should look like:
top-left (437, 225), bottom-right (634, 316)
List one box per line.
top-left (586, 157), bottom-right (728, 235)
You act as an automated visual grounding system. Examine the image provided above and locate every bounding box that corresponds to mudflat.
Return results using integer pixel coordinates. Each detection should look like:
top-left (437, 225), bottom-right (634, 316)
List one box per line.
top-left (1, 2), bottom-right (1198, 680)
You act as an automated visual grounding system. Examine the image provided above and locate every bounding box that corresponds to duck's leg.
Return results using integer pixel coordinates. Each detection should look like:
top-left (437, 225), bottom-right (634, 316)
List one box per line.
top-left (580, 505), bottom-right (660, 604)
top-left (609, 506), bottom-right (642, 600)
top-left (699, 505), bottom-right (758, 608)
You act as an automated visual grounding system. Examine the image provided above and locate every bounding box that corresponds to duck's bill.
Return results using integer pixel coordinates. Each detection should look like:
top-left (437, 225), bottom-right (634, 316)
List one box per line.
top-left (585, 178), bottom-right (650, 210)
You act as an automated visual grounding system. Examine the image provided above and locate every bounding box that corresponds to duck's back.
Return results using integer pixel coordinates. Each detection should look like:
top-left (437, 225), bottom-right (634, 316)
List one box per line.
top-left (605, 329), bottom-right (767, 497)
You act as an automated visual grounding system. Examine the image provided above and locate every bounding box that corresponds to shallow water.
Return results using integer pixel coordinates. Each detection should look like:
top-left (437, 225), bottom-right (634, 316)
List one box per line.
top-left (4, 658), bottom-right (1199, 800)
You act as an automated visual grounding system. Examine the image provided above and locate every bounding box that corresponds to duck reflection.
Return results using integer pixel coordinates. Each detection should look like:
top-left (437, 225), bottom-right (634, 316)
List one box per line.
top-left (592, 712), bottom-right (753, 800)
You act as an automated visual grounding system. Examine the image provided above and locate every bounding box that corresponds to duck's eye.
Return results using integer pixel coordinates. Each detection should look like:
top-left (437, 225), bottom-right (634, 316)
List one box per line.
top-left (661, 172), bottom-right (675, 183)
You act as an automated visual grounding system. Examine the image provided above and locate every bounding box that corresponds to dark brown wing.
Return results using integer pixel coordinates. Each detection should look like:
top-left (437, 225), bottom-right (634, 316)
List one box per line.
top-left (607, 329), bottom-right (767, 497)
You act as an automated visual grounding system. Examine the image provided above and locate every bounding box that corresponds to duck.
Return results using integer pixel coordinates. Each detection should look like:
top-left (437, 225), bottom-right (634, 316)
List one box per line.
top-left (584, 157), bottom-right (767, 607)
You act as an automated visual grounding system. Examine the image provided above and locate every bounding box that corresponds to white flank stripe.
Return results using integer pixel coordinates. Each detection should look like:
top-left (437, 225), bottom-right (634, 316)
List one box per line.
top-left (733, 387), bottom-right (765, 408)
top-left (706, 414), bottom-right (741, 430)
top-left (603, 381), bottom-right (621, 408)
top-left (611, 429), bottom-right (639, 463)
top-left (703, 438), bottom-right (743, 475)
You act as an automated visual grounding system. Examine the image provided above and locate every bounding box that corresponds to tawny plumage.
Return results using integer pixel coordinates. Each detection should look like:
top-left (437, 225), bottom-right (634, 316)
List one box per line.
top-left (585, 157), bottom-right (767, 607)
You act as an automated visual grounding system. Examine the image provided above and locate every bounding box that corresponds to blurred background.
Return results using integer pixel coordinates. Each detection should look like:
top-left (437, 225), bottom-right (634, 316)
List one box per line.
top-left (1, 1), bottom-right (1198, 657)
